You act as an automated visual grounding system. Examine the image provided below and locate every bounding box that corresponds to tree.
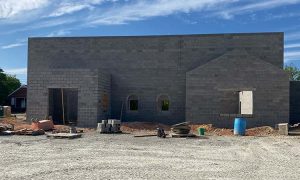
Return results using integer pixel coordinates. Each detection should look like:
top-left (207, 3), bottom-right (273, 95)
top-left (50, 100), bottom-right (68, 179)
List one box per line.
top-left (0, 68), bottom-right (21, 105)
top-left (284, 64), bottom-right (300, 81)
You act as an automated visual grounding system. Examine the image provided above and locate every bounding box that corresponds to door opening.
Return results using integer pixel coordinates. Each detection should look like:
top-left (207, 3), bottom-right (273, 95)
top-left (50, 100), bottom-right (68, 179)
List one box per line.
top-left (48, 88), bottom-right (78, 125)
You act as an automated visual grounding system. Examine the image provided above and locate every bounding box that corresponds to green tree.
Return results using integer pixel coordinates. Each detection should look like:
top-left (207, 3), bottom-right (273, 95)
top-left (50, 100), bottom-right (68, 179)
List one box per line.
top-left (284, 64), bottom-right (300, 81)
top-left (0, 68), bottom-right (21, 105)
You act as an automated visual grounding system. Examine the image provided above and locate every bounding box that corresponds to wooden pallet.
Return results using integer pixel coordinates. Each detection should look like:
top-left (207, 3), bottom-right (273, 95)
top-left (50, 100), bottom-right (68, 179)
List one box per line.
top-left (170, 133), bottom-right (196, 138)
top-left (46, 133), bottom-right (82, 139)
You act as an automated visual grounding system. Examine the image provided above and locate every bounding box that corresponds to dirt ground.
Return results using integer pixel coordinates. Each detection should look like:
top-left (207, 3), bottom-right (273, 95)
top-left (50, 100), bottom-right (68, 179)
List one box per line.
top-left (0, 133), bottom-right (300, 179)
top-left (1, 117), bottom-right (299, 179)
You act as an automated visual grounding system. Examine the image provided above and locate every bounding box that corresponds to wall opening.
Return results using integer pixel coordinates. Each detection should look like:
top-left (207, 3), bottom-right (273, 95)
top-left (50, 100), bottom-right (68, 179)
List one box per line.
top-left (128, 95), bottom-right (138, 111)
top-left (48, 88), bottom-right (78, 125)
top-left (239, 91), bottom-right (253, 115)
top-left (220, 90), bottom-right (253, 115)
top-left (157, 95), bottom-right (170, 112)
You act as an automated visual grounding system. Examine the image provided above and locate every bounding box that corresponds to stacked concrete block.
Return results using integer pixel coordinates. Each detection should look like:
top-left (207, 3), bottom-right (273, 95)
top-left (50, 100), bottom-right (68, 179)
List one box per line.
top-left (278, 123), bottom-right (289, 135)
top-left (97, 119), bottom-right (121, 133)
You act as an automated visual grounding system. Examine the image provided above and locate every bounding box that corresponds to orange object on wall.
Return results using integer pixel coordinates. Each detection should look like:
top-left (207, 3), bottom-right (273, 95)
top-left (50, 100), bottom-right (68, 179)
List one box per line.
top-left (31, 120), bottom-right (54, 131)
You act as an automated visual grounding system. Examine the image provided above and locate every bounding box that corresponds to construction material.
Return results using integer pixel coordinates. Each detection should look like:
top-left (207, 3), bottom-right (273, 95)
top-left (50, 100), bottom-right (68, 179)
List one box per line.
top-left (234, 118), bottom-right (246, 136)
top-left (157, 128), bottom-right (166, 138)
top-left (170, 122), bottom-right (192, 137)
top-left (0, 130), bottom-right (14, 136)
top-left (31, 120), bottom-right (54, 131)
top-left (70, 126), bottom-right (77, 133)
top-left (46, 133), bottom-right (82, 139)
top-left (0, 106), bottom-right (11, 118)
top-left (198, 128), bottom-right (205, 136)
top-left (171, 133), bottom-right (196, 138)
top-left (278, 123), bottom-right (288, 135)
top-left (97, 119), bottom-right (121, 133)
top-left (15, 128), bottom-right (45, 136)
top-left (0, 123), bottom-right (14, 131)
top-left (134, 134), bottom-right (157, 137)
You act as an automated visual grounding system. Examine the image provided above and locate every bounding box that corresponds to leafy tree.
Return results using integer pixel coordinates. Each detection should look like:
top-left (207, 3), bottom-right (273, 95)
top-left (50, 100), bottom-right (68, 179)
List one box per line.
top-left (284, 64), bottom-right (300, 81)
top-left (0, 68), bottom-right (21, 105)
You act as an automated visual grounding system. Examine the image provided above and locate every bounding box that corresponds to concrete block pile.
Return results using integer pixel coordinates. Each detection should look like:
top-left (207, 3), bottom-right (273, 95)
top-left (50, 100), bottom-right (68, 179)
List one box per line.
top-left (97, 119), bottom-right (121, 133)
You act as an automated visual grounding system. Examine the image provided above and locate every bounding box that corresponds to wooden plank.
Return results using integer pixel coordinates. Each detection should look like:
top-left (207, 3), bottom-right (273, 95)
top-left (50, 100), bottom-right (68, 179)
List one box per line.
top-left (134, 134), bottom-right (157, 138)
top-left (170, 133), bottom-right (196, 138)
top-left (46, 133), bottom-right (82, 139)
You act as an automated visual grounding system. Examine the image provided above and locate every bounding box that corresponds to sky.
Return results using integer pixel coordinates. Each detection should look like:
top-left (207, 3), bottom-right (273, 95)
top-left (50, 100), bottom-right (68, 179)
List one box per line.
top-left (0, 0), bottom-right (300, 85)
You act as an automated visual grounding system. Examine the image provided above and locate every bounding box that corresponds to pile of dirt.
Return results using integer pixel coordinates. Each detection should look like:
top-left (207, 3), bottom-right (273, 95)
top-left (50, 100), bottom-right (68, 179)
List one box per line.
top-left (121, 122), bottom-right (171, 133)
top-left (0, 117), bottom-right (31, 130)
top-left (190, 124), bottom-right (278, 136)
top-left (246, 126), bottom-right (279, 136)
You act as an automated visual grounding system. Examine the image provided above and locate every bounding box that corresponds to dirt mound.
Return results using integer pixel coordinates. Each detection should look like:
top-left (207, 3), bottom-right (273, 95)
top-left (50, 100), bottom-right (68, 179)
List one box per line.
top-left (0, 117), bottom-right (31, 130)
top-left (190, 124), bottom-right (277, 136)
top-left (246, 126), bottom-right (278, 136)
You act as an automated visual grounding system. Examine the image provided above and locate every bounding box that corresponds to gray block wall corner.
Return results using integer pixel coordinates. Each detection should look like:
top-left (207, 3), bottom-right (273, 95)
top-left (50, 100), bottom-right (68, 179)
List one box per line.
top-left (27, 32), bottom-right (289, 128)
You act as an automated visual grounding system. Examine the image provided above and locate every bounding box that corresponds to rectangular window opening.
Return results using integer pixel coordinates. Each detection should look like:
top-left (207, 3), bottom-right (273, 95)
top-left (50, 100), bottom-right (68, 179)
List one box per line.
top-left (161, 100), bottom-right (169, 111)
top-left (129, 100), bottom-right (138, 111)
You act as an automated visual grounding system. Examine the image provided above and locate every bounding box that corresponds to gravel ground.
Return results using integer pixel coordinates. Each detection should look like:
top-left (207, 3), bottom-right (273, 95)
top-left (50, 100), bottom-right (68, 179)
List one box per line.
top-left (1, 133), bottom-right (300, 180)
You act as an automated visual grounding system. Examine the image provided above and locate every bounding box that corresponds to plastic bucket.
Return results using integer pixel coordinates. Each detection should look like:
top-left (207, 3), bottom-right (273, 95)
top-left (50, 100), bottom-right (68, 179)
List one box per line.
top-left (198, 128), bottom-right (205, 136)
top-left (234, 118), bottom-right (246, 136)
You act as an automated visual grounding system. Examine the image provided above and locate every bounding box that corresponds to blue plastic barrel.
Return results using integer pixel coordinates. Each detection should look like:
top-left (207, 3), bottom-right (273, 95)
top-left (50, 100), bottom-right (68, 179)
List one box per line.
top-left (234, 118), bottom-right (246, 136)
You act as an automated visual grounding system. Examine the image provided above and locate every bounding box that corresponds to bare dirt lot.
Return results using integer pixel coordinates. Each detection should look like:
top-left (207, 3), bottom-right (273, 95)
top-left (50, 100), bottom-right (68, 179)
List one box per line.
top-left (1, 133), bottom-right (300, 180)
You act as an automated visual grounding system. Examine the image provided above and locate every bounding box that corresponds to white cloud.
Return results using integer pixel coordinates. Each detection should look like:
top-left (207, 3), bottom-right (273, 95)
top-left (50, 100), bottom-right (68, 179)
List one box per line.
top-left (45, 29), bottom-right (71, 37)
top-left (48, 3), bottom-right (94, 17)
top-left (0, 0), bottom-right (49, 19)
top-left (216, 0), bottom-right (300, 19)
top-left (88, 0), bottom-right (236, 25)
top-left (286, 32), bottom-right (300, 41)
top-left (1, 38), bottom-right (27, 49)
top-left (1, 43), bottom-right (25, 49)
top-left (285, 51), bottom-right (300, 60)
top-left (285, 43), bottom-right (300, 49)
top-left (4, 68), bottom-right (27, 75)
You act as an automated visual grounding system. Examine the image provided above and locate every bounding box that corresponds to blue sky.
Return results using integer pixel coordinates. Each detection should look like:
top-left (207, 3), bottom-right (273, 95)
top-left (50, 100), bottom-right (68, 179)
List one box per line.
top-left (1, 0), bottom-right (300, 84)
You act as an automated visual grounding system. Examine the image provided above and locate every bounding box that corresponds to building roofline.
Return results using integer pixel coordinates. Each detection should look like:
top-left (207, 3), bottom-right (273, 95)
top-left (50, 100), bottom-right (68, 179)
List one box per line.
top-left (28, 32), bottom-right (284, 40)
top-left (8, 85), bottom-right (27, 97)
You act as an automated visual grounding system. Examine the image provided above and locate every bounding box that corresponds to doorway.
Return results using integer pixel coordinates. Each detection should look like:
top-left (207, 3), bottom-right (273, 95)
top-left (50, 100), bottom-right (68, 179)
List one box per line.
top-left (48, 88), bottom-right (78, 125)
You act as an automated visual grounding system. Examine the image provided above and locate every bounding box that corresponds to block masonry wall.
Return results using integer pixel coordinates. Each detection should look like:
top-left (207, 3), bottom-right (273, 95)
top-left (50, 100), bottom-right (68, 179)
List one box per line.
top-left (27, 68), bottom-right (109, 127)
top-left (186, 50), bottom-right (289, 128)
top-left (27, 32), bottom-right (286, 127)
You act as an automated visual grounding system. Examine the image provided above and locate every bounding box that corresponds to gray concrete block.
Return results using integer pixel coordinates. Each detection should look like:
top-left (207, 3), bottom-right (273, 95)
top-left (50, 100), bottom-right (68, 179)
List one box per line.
top-left (278, 123), bottom-right (288, 135)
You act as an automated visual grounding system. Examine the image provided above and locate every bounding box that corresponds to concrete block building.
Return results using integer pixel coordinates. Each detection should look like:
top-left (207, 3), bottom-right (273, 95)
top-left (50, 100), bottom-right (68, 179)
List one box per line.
top-left (27, 32), bottom-right (289, 127)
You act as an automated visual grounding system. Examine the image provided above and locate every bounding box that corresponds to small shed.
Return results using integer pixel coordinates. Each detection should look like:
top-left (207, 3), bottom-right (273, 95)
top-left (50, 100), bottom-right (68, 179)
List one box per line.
top-left (8, 85), bottom-right (27, 113)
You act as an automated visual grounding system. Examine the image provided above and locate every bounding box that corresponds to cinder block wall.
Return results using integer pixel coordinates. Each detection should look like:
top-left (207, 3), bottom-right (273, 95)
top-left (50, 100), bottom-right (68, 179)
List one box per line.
top-left (27, 69), bottom-right (102, 127)
top-left (186, 50), bottom-right (289, 128)
top-left (97, 72), bottom-right (111, 121)
top-left (28, 32), bottom-right (286, 127)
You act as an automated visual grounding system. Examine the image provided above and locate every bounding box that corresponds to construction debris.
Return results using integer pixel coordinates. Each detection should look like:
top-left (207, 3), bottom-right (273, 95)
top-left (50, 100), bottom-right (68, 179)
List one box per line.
top-left (278, 123), bottom-right (289, 135)
top-left (157, 128), bottom-right (166, 138)
top-left (0, 106), bottom-right (11, 118)
top-left (170, 122), bottom-right (194, 137)
top-left (15, 128), bottom-right (45, 136)
top-left (31, 120), bottom-right (54, 131)
top-left (46, 133), bottom-right (82, 139)
top-left (97, 119), bottom-right (121, 133)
